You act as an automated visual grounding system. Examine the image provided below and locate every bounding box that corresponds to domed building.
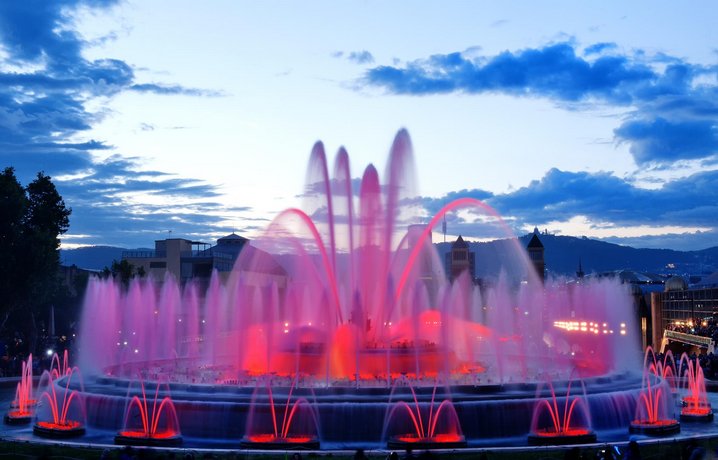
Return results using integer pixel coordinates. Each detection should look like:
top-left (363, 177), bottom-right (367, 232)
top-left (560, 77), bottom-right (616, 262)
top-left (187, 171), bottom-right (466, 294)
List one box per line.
top-left (664, 275), bottom-right (688, 292)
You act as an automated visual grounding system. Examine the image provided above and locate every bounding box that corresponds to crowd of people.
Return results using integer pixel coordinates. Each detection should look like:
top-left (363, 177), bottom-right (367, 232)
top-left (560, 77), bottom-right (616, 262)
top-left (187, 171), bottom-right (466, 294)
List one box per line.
top-left (667, 317), bottom-right (718, 346)
top-left (0, 331), bottom-right (75, 378)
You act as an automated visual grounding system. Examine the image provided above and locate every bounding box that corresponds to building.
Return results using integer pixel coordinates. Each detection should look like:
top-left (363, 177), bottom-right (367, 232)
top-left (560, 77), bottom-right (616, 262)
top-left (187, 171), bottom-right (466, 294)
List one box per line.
top-left (650, 276), bottom-right (718, 352)
top-left (122, 233), bottom-right (284, 286)
top-left (123, 238), bottom-right (230, 282)
top-left (444, 235), bottom-right (476, 282)
top-left (527, 229), bottom-right (545, 282)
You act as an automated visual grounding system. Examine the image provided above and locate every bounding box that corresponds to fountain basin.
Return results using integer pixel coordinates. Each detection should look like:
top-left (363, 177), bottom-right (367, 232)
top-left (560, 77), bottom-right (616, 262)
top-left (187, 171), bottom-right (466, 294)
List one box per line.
top-left (33, 420), bottom-right (86, 438)
top-left (72, 371), bottom-right (643, 445)
top-left (115, 431), bottom-right (183, 447)
top-left (629, 419), bottom-right (680, 436)
top-left (4, 410), bottom-right (32, 425)
top-left (527, 429), bottom-right (597, 446)
top-left (680, 407), bottom-right (714, 423)
top-left (240, 435), bottom-right (320, 450)
top-left (388, 434), bottom-right (467, 450)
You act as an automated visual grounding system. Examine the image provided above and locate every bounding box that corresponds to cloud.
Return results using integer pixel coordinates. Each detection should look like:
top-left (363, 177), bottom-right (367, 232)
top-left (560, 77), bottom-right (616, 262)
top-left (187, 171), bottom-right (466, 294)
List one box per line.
top-left (615, 117), bottom-right (718, 165)
top-left (583, 42), bottom-right (617, 56)
top-left (53, 155), bottom-right (249, 247)
top-left (420, 168), bottom-right (718, 249)
top-left (361, 42), bottom-right (718, 168)
top-left (333, 50), bottom-right (375, 65)
top-left (347, 51), bottom-right (374, 65)
top-left (0, 0), bottom-right (231, 247)
top-left (489, 168), bottom-right (718, 228)
top-left (130, 83), bottom-right (223, 97)
top-left (420, 188), bottom-right (494, 217)
top-left (364, 43), bottom-right (657, 102)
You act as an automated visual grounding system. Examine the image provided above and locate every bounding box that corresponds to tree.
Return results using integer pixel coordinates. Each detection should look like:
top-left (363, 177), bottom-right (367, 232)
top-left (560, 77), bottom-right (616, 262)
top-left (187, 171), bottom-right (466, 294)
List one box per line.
top-left (0, 168), bottom-right (28, 326)
top-left (106, 259), bottom-right (145, 286)
top-left (0, 169), bottom-right (71, 351)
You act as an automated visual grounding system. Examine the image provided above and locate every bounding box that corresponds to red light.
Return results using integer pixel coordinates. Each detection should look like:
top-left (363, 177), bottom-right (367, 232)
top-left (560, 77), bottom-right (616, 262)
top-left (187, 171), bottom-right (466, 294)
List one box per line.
top-left (36, 420), bottom-right (82, 430)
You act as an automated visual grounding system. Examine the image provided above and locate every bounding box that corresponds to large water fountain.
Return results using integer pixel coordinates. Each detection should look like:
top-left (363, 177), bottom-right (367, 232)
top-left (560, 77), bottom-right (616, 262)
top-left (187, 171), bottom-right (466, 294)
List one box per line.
top-left (63, 130), bottom-right (646, 448)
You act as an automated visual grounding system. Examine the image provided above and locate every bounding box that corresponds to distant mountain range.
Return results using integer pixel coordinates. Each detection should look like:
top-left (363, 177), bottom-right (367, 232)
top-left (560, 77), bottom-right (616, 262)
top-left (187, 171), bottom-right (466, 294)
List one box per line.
top-left (62, 234), bottom-right (718, 276)
top-left (60, 246), bottom-right (150, 271)
top-left (436, 233), bottom-right (718, 277)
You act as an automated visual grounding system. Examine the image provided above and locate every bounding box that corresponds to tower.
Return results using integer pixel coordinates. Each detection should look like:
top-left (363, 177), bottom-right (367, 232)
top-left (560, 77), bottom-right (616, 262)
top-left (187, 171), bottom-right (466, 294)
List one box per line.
top-left (445, 235), bottom-right (475, 282)
top-left (527, 230), bottom-right (545, 283)
top-left (576, 257), bottom-right (585, 279)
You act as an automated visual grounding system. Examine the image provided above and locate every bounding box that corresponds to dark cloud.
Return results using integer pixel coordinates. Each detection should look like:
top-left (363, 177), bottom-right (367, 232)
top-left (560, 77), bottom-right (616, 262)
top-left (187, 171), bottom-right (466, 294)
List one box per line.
top-left (364, 43), bottom-right (656, 102)
top-left (486, 168), bottom-right (718, 228)
top-left (615, 117), bottom-right (718, 165)
top-left (361, 42), bottom-right (718, 168)
top-left (420, 188), bottom-right (494, 217)
top-left (54, 155), bottom-right (250, 247)
top-left (420, 168), bottom-right (718, 249)
top-left (0, 0), bottom-right (232, 247)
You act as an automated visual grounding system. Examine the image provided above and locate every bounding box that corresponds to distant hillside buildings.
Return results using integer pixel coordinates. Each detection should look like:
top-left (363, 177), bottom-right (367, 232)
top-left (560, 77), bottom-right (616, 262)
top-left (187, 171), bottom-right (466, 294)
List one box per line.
top-left (122, 233), bottom-right (285, 286)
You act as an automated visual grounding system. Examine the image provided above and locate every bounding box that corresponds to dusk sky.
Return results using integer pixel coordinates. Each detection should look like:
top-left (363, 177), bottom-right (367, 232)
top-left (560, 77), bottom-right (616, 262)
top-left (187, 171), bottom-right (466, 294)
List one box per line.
top-left (1, 1), bottom-right (717, 251)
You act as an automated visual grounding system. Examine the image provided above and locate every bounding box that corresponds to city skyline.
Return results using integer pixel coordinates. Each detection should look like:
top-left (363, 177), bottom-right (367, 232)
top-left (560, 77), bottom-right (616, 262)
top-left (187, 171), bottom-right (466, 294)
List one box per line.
top-left (1, 1), bottom-right (717, 250)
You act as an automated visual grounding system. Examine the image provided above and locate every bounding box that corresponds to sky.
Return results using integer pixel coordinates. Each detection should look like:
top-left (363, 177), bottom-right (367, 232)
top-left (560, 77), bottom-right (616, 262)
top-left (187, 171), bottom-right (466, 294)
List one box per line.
top-left (1, 1), bottom-right (717, 251)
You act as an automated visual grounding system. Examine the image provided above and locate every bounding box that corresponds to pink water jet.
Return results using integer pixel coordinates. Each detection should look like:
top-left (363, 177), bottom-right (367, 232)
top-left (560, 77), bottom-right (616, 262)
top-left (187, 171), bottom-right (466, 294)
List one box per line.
top-left (528, 373), bottom-right (596, 445)
top-left (115, 380), bottom-right (182, 446)
top-left (678, 353), bottom-right (713, 422)
top-left (33, 367), bottom-right (86, 438)
top-left (242, 376), bottom-right (320, 449)
top-left (384, 381), bottom-right (466, 449)
top-left (5, 354), bottom-right (34, 425)
top-left (629, 348), bottom-right (680, 436)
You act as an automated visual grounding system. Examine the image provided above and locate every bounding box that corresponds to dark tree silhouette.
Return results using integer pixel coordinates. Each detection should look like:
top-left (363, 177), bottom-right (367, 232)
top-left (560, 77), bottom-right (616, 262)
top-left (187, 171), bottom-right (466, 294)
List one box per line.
top-left (0, 168), bottom-right (71, 350)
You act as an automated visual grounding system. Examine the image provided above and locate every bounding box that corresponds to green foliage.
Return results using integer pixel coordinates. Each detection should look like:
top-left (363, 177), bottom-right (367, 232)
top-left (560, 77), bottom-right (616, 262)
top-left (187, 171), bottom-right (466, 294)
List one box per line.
top-left (102, 259), bottom-right (146, 286)
top-left (0, 168), bottom-right (71, 344)
top-left (0, 167), bottom-right (28, 316)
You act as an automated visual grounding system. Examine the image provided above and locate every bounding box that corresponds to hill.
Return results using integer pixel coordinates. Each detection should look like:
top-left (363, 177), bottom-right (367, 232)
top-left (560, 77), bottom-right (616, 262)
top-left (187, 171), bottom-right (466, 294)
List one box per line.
top-left (437, 233), bottom-right (718, 277)
top-left (60, 246), bottom-right (128, 271)
top-left (62, 236), bottom-right (718, 276)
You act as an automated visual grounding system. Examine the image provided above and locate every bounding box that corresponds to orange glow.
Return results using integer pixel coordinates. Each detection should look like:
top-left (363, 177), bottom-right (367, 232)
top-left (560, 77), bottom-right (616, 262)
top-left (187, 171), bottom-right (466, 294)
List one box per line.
top-left (118, 430), bottom-right (180, 439)
top-left (682, 407), bottom-right (712, 416)
top-left (246, 434), bottom-right (314, 444)
top-left (532, 428), bottom-right (591, 437)
top-left (36, 420), bottom-right (82, 430)
top-left (631, 419), bottom-right (678, 427)
top-left (394, 434), bottom-right (463, 443)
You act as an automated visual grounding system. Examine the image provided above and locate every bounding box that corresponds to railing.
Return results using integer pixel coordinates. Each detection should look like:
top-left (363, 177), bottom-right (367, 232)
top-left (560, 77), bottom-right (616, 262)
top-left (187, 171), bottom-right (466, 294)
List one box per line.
top-left (122, 250), bottom-right (166, 258)
top-left (661, 329), bottom-right (715, 353)
top-left (180, 250), bottom-right (233, 260)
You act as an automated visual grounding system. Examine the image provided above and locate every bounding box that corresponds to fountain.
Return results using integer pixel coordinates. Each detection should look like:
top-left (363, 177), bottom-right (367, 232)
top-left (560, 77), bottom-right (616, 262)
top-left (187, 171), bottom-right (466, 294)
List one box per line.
top-left (384, 382), bottom-right (466, 449)
top-left (678, 353), bottom-right (713, 422)
top-left (33, 368), bottom-right (86, 438)
top-left (629, 348), bottom-right (680, 436)
top-left (115, 380), bottom-right (182, 446)
top-left (64, 129), bottom-right (644, 447)
top-left (527, 374), bottom-right (596, 445)
top-left (5, 354), bottom-right (34, 425)
top-left (241, 376), bottom-right (320, 449)
top-left (50, 350), bottom-right (71, 379)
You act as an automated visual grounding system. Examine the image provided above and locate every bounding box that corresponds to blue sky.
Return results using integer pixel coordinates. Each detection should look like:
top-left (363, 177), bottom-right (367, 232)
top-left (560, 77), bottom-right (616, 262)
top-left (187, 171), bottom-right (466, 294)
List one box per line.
top-left (1, 1), bottom-right (717, 250)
